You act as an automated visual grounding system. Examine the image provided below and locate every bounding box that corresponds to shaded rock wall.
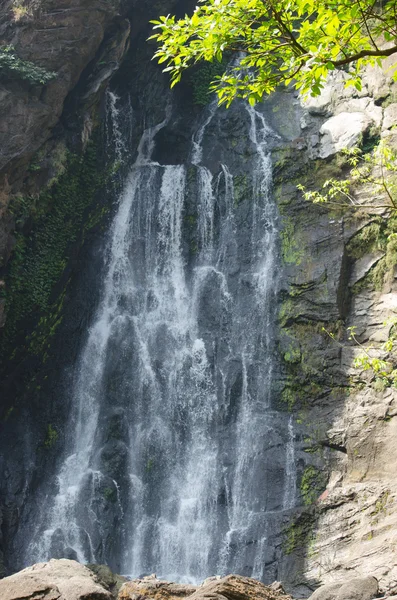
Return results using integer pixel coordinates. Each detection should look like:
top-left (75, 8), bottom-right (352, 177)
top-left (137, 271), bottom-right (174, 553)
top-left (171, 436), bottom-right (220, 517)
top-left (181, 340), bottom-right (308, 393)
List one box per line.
top-left (269, 56), bottom-right (397, 594)
top-left (0, 0), bottom-right (132, 336)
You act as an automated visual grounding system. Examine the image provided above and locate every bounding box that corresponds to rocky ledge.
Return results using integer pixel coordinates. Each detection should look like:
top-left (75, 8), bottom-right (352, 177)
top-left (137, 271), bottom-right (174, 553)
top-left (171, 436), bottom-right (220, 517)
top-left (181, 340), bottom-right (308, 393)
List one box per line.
top-left (0, 559), bottom-right (381, 600)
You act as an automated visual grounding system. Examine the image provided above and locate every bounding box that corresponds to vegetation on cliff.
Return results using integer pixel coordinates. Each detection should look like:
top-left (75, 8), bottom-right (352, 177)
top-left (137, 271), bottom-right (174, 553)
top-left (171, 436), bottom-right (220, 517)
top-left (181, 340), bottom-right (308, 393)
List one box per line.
top-left (0, 45), bottom-right (56, 85)
top-left (298, 140), bottom-right (397, 388)
top-left (0, 140), bottom-right (111, 373)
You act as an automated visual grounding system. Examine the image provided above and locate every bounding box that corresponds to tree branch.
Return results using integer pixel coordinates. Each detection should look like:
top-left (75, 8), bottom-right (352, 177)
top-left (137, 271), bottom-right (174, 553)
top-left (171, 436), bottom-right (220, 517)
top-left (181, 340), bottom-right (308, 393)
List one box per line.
top-left (332, 43), bottom-right (397, 66)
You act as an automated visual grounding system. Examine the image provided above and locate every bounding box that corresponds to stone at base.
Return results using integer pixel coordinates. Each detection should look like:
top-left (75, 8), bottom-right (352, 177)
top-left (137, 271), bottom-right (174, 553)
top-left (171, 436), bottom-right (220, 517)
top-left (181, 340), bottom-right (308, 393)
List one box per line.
top-left (308, 577), bottom-right (378, 600)
top-left (0, 558), bottom-right (112, 600)
top-left (119, 574), bottom-right (292, 600)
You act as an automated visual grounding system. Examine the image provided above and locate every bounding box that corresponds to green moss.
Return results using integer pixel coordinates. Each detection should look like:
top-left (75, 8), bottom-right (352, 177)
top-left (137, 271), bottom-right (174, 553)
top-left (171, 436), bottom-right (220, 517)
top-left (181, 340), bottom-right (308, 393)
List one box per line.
top-left (346, 221), bottom-right (383, 260)
top-left (283, 512), bottom-right (316, 555)
top-left (381, 92), bottom-right (397, 108)
top-left (3, 406), bottom-right (14, 421)
top-left (280, 386), bottom-right (297, 411)
top-left (280, 218), bottom-right (303, 265)
top-left (103, 487), bottom-right (117, 503)
top-left (0, 139), bottom-right (112, 368)
top-left (300, 465), bottom-right (326, 505)
top-left (233, 175), bottom-right (250, 205)
top-left (278, 298), bottom-right (296, 327)
top-left (371, 491), bottom-right (390, 524)
top-left (146, 458), bottom-right (155, 472)
top-left (280, 379), bottom-right (326, 412)
top-left (44, 424), bottom-right (58, 449)
top-left (351, 229), bottom-right (397, 293)
top-left (188, 59), bottom-right (228, 106)
top-left (185, 214), bottom-right (197, 226)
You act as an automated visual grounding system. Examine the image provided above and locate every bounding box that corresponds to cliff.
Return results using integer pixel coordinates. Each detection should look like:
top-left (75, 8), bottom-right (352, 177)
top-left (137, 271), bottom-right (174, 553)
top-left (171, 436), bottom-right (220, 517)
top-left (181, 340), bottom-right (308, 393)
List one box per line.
top-left (270, 57), bottom-right (397, 593)
top-left (0, 0), bottom-right (397, 594)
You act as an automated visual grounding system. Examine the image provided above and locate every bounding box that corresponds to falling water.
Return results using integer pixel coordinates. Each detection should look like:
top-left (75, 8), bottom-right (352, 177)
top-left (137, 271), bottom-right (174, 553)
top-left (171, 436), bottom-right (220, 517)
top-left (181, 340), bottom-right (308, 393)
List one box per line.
top-left (106, 90), bottom-right (126, 163)
top-left (25, 98), bottom-right (297, 580)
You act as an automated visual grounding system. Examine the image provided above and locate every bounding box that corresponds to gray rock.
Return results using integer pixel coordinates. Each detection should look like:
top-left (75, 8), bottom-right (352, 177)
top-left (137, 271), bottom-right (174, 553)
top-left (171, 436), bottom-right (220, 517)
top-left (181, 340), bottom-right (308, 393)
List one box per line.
top-left (337, 577), bottom-right (378, 600)
top-left (383, 104), bottom-right (397, 130)
top-left (319, 112), bottom-right (371, 158)
top-left (308, 577), bottom-right (378, 600)
top-left (350, 251), bottom-right (385, 286)
top-left (87, 564), bottom-right (128, 596)
top-left (0, 558), bottom-right (112, 600)
top-left (308, 583), bottom-right (342, 600)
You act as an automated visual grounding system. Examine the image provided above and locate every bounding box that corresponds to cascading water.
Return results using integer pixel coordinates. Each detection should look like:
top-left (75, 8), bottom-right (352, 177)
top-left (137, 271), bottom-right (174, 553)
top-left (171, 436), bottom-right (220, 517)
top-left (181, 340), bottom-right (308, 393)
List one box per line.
top-left (25, 96), bottom-right (296, 581)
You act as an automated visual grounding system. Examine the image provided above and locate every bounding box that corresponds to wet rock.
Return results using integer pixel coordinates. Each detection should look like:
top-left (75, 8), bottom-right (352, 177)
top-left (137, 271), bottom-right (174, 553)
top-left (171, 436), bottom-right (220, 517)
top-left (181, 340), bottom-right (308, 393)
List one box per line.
top-left (0, 558), bottom-right (112, 599)
top-left (0, 0), bottom-right (122, 173)
top-left (119, 574), bottom-right (292, 600)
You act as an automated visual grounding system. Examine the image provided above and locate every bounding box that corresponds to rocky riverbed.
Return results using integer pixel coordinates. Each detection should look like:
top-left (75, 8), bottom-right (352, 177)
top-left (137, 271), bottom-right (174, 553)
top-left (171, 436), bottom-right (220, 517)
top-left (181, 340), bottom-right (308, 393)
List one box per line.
top-left (0, 559), bottom-right (382, 600)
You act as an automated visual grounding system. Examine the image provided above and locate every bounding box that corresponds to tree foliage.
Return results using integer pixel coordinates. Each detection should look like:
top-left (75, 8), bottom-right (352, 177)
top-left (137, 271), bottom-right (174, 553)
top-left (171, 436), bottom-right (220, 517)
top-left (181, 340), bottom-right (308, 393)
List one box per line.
top-left (298, 141), bottom-right (397, 211)
top-left (0, 45), bottom-right (56, 85)
top-left (150, 0), bottom-right (397, 105)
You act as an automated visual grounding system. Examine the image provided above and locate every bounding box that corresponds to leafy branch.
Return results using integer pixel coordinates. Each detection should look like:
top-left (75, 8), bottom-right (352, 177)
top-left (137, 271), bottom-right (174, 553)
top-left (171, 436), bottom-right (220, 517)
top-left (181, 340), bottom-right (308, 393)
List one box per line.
top-left (0, 45), bottom-right (56, 85)
top-left (323, 324), bottom-right (397, 387)
top-left (150, 0), bottom-right (397, 105)
top-left (297, 141), bottom-right (397, 213)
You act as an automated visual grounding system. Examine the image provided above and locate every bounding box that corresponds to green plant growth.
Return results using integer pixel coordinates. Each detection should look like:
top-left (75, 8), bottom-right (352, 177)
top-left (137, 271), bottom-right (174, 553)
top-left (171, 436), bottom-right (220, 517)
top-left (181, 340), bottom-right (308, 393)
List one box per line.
top-left (146, 458), bottom-right (155, 472)
top-left (188, 59), bottom-right (228, 105)
top-left (298, 142), bottom-right (397, 212)
top-left (233, 175), bottom-right (250, 206)
top-left (44, 424), bottom-right (58, 449)
top-left (371, 490), bottom-right (390, 523)
top-left (283, 513), bottom-right (316, 555)
top-left (324, 323), bottom-right (397, 389)
top-left (0, 45), bottom-right (56, 85)
top-left (346, 221), bottom-right (383, 260)
top-left (300, 141), bottom-right (397, 389)
top-left (0, 141), bottom-right (109, 364)
top-left (151, 0), bottom-right (397, 106)
top-left (300, 465), bottom-right (326, 505)
top-left (280, 218), bottom-right (303, 265)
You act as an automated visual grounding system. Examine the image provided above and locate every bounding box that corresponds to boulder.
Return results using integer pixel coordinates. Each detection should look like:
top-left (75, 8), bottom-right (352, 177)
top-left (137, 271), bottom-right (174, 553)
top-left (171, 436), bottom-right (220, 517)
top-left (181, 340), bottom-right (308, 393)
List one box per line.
top-left (119, 576), bottom-right (197, 600)
top-left (383, 104), bottom-right (397, 131)
top-left (308, 577), bottom-right (378, 600)
top-left (319, 112), bottom-right (371, 158)
top-left (119, 574), bottom-right (292, 600)
top-left (0, 558), bottom-right (112, 600)
top-left (87, 563), bottom-right (128, 596)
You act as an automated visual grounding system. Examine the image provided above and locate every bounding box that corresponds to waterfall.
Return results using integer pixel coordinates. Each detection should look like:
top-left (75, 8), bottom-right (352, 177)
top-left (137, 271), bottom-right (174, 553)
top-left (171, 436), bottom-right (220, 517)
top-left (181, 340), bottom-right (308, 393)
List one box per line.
top-left (106, 90), bottom-right (125, 163)
top-left (24, 98), bottom-right (297, 581)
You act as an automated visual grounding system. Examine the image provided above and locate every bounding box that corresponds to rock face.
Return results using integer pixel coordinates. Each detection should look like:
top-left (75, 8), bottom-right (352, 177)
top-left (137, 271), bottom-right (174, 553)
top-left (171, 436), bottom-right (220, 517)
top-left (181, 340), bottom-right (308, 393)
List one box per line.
top-left (319, 112), bottom-right (371, 158)
top-left (272, 52), bottom-right (397, 594)
top-left (87, 564), bottom-right (128, 597)
top-left (0, 558), bottom-right (112, 599)
top-left (1, 1), bottom-right (397, 594)
top-left (0, 0), bottom-right (131, 267)
top-left (308, 578), bottom-right (378, 600)
top-left (119, 575), bottom-right (292, 600)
